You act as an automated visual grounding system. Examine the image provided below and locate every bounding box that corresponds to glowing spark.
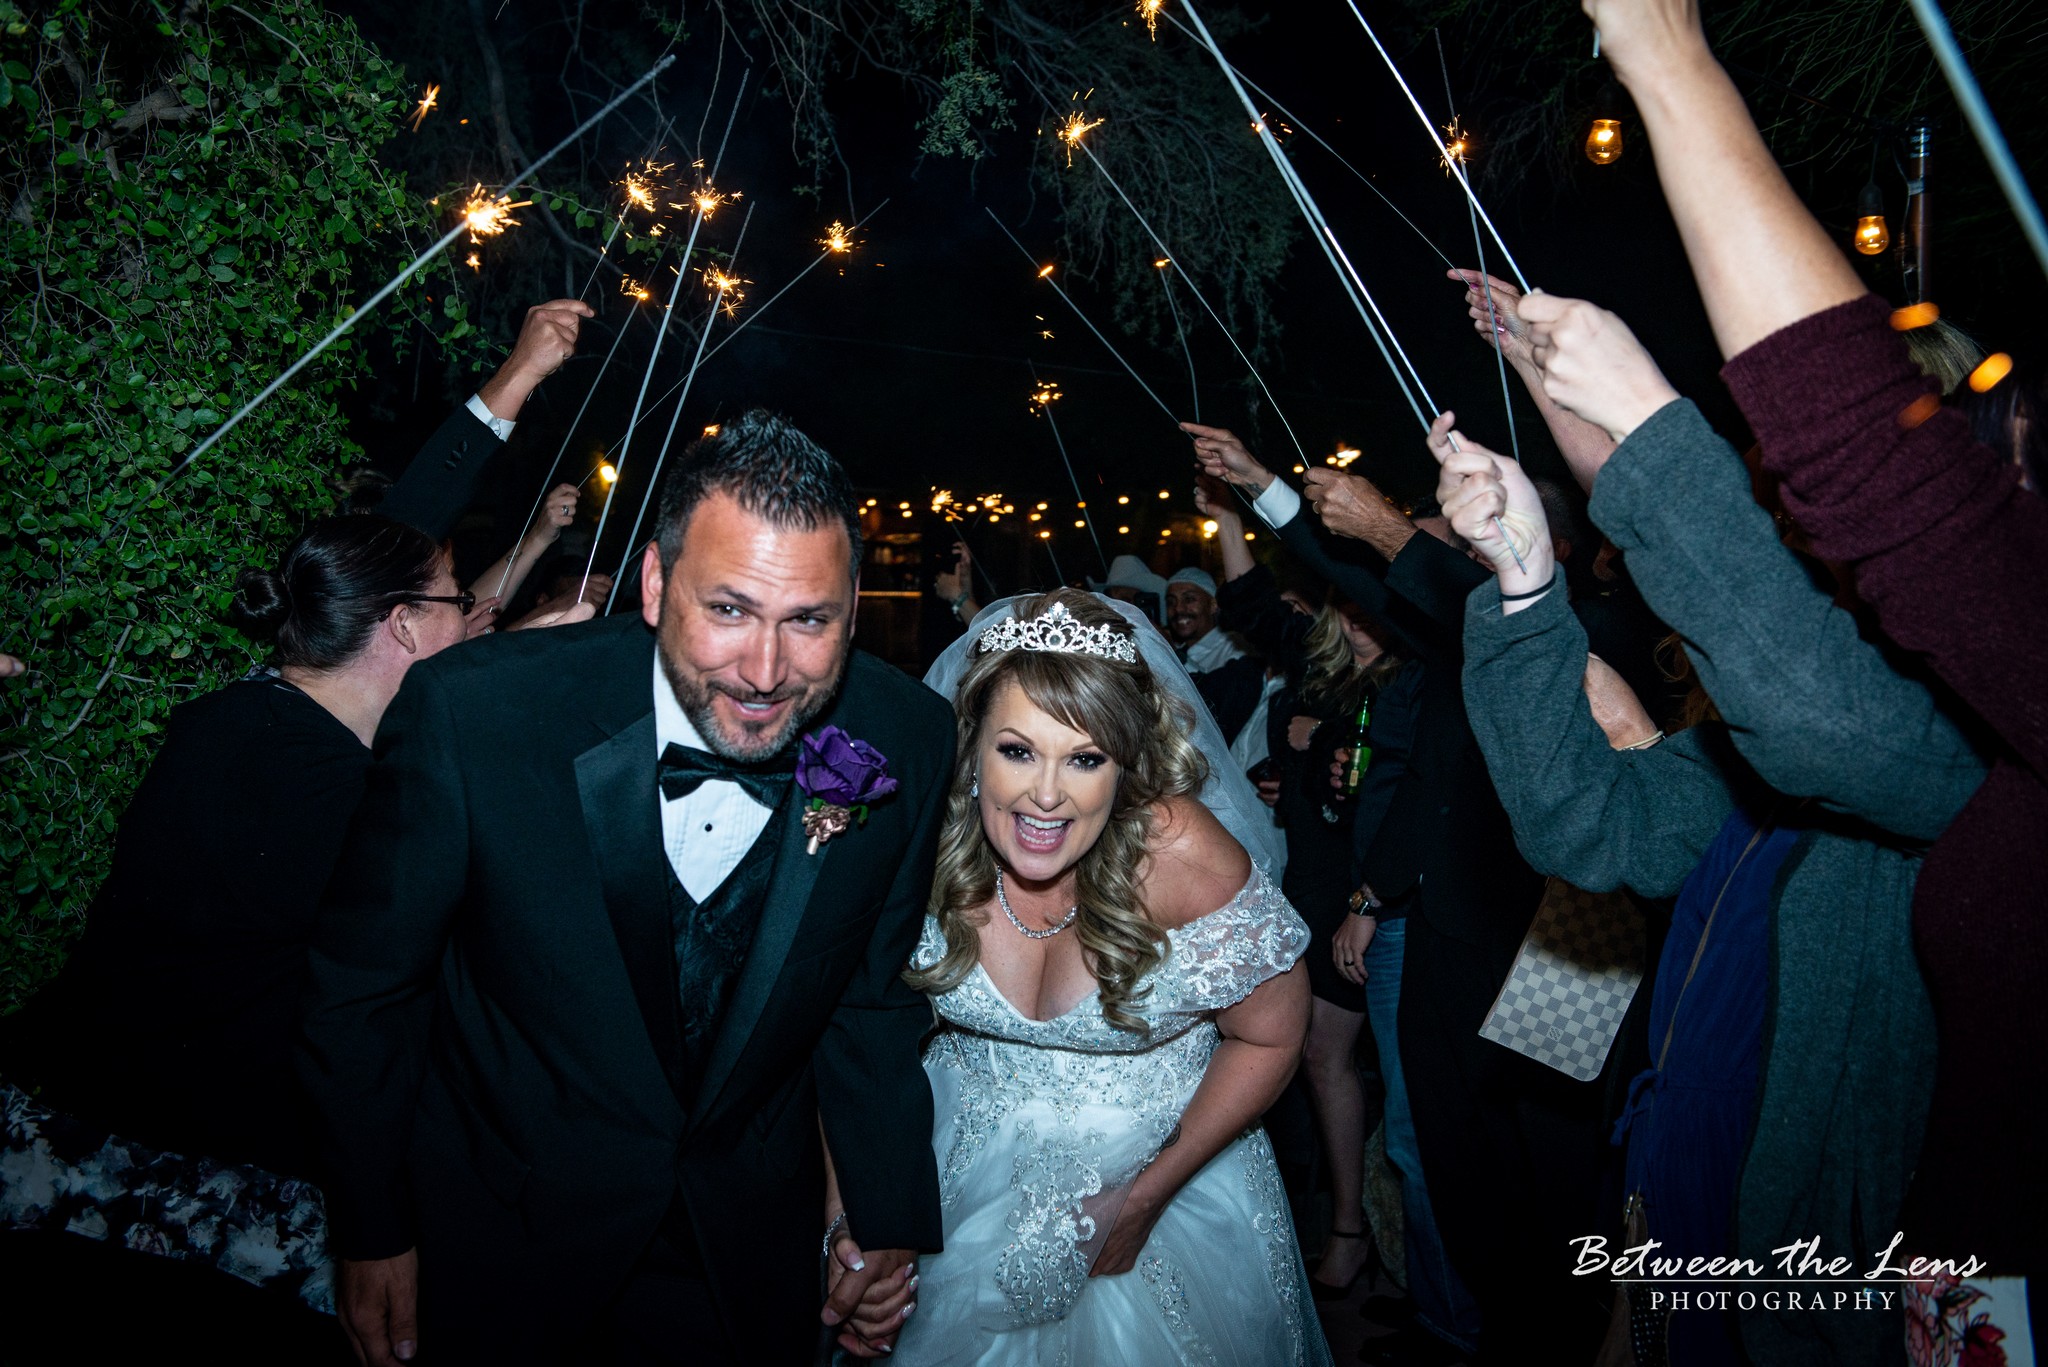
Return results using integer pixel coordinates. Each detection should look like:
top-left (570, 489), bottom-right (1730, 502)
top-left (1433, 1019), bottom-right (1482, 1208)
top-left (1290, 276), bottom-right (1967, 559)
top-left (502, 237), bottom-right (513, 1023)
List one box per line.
top-left (461, 185), bottom-right (530, 243)
top-left (1327, 445), bottom-right (1361, 467)
top-left (703, 266), bottom-right (750, 316)
top-left (1138, 0), bottom-right (1165, 38)
top-left (703, 423), bottom-right (722, 437)
top-left (1029, 379), bottom-right (1064, 414)
top-left (821, 220), bottom-right (856, 253)
top-left (676, 183), bottom-right (741, 219)
top-left (464, 252), bottom-right (480, 271)
top-left (1154, 257), bottom-right (1171, 269)
top-left (1440, 118), bottom-right (1471, 176)
top-left (1037, 263), bottom-right (1056, 279)
top-left (622, 175), bottom-right (658, 213)
top-left (620, 276), bottom-right (651, 303)
top-left (931, 489), bottom-right (958, 519)
top-left (1057, 108), bottom-right (1106, 167)
top-left (409, 83), bottom-right (439, 133)
top-left (597, 461), bottom-right (618, 486)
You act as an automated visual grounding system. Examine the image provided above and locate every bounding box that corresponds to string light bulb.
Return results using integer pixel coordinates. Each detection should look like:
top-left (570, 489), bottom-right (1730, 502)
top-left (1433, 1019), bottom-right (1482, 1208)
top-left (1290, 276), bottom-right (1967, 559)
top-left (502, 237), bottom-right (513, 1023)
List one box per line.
top-left (1585, 119), bottom-right (1622, 165)
top-left (1853, 180), bottom-right (1889, 257)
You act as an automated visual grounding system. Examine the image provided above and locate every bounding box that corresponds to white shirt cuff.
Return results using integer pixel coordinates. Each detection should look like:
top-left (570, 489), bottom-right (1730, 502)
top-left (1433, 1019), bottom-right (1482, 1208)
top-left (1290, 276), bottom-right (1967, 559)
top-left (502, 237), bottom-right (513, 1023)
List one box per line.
top-left (1251, 479), bottom-right (1301, 529)
top-left (465, 393), bottom-right (516, 442)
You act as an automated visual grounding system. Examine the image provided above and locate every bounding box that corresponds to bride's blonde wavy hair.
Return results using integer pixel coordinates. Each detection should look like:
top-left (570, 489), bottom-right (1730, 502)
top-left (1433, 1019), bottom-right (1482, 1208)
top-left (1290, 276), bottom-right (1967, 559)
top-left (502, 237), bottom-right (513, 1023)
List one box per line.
top-left (906, 589), bottom-right (1208, 1033)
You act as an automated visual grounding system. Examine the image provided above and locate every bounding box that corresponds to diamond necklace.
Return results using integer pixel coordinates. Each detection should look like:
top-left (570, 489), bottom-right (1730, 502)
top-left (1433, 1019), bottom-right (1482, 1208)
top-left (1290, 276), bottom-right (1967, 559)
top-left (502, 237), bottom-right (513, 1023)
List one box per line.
top-left (995, 868), bottom-right (1079, 940)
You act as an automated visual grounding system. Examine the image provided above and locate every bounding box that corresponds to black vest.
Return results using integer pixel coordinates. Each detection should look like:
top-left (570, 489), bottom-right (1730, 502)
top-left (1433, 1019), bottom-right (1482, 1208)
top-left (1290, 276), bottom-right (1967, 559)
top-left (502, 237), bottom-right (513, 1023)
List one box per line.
top-left (663, 806), bottom-right (784, 1108)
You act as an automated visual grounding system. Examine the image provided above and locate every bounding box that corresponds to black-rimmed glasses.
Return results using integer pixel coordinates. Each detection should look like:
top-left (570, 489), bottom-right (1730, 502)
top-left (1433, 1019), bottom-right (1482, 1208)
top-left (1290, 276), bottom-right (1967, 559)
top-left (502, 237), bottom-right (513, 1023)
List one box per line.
top-left (408, 592), bottom-right (477, 615)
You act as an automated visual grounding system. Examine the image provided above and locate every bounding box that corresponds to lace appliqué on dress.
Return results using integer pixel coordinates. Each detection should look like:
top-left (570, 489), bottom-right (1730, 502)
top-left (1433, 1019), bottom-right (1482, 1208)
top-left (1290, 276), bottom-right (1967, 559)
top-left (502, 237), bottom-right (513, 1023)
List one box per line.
top-left (1244, 1130), bottom-right (1310, 1365)
top-left (1142, 1255), bottom-right (1220, 1367)
top-left (995, 1118), bottom-right (1106, 1324)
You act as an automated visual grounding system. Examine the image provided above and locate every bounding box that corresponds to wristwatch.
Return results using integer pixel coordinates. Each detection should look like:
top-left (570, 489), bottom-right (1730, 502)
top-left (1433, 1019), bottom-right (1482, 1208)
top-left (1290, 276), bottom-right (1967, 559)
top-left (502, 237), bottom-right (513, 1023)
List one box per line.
top-left (1347, 885), bottom-right (1382, 917)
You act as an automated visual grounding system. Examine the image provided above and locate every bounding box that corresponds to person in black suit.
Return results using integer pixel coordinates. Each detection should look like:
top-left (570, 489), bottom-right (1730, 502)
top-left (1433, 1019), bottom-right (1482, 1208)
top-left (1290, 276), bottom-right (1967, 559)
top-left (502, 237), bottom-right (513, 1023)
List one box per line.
top-left (1186, 421), bottom-right (1613, 1364)
top-left (302, 411), bottom-right (950, 1367)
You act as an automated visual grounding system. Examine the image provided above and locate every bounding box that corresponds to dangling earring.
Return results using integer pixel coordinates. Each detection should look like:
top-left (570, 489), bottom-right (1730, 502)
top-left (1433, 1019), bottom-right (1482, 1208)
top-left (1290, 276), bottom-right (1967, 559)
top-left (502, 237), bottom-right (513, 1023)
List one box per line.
top-left (970, 776), bottom-right (980, 799)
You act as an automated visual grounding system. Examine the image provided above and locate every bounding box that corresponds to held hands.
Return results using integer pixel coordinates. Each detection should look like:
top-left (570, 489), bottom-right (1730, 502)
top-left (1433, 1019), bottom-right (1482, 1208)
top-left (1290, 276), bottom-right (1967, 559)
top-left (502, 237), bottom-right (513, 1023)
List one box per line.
top-left (1517, 294), bottom-right (1680, 444)
top-left (337, 1250), bottom-right (419, 1367)
top-left (478, 299), bottom-right (595, 422)
top-left (1426, 414), bottom-right (1554, 593)
top-left (824, 1222), bottom-right (919, 1358)
top-left (1181, 422), bottom-right (1274, 493)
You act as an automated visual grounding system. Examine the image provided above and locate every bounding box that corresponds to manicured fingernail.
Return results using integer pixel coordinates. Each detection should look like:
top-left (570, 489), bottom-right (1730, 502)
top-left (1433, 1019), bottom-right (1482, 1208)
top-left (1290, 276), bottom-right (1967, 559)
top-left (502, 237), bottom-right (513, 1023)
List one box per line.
top-left (901, 1302), bottom-right (916, 1320)
top-left (396, 1343), bottom-right (417, 1361)
top-left (850, 1257), bottom-right (865, 1271)
top-left (908, 1275), bottom-right (921, 1291)
top-left (823, 1308), bottom-right (843, 1326)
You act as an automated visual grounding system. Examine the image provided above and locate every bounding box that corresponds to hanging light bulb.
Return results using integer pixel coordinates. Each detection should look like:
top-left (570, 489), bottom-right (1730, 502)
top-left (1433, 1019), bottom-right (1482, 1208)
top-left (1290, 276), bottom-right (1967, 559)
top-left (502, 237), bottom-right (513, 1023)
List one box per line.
top-left (1853, 180), bottom-right (1889, 257)
top-left (1585, 119), bottom-right (1622, 165)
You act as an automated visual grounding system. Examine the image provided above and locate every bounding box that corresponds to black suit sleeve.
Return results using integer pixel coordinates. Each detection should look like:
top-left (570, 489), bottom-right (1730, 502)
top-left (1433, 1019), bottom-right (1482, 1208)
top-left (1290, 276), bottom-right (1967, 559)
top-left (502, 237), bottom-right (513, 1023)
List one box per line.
top-left (300, 664), bottom-right (473, 1259)
top-left (1216, 563), bottom-right (1311, 664)
top-left (813, 724), bottom-right (953, 1254)
top-left (1267, 504), bottom-right (1436, 660)
top-left (376, 404), bottom-right (507, 540)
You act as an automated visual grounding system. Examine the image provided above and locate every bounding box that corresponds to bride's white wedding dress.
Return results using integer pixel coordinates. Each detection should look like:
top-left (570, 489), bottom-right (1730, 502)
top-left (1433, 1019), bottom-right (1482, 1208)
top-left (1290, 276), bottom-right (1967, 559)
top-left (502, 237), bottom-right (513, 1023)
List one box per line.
top-left (891, 867), bottom-right (1333, 1367)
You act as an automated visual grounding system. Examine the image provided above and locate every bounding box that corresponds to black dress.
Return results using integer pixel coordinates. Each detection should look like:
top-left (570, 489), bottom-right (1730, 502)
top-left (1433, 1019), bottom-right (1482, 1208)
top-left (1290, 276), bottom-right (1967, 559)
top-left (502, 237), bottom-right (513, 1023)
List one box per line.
top-left (10, 674), bottom-right (367, 1177)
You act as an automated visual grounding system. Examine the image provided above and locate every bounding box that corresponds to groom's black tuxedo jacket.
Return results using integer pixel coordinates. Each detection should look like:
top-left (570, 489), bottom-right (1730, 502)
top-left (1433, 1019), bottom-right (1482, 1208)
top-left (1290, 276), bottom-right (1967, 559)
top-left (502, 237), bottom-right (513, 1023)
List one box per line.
top-left (301, 613), bottom-right (949, 1359)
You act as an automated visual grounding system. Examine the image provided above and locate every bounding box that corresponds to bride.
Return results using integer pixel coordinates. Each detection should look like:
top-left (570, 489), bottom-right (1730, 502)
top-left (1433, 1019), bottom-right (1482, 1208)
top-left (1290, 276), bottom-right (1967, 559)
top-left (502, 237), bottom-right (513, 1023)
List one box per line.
top-left (831, 589), bottom-right (1330, 1366)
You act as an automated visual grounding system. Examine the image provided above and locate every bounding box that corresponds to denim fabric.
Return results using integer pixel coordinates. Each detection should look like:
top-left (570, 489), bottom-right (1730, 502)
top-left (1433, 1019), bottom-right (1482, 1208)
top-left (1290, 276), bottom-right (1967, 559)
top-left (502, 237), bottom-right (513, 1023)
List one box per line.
top-left (1364, 917), bottom-right (1481, 1352)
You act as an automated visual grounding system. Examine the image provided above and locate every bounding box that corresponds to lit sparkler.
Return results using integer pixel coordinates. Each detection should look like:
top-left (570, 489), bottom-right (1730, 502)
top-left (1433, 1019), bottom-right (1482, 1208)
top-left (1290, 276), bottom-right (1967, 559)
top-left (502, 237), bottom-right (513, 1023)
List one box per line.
top-left (465, 252), bottom-right (480, 270)
top-left (409, 83), bottom-right (439, 133)
top-left (1057, 105), bottom-right (1106, 167)
top-left (703, 266), bottom-right (749, 316)
top-left (461, 185), bottom-right (531, 242)
top-left (621, 276), bottom-right (652, 302)
top-left (1138, 0), bottom-right (1165, 38)
top-left (821, 219), bottom-right (857, 254)
top-left (1029, 379), bottom-right (1064, 414)
top-left (1440, 118), bottom-right (1471, 176)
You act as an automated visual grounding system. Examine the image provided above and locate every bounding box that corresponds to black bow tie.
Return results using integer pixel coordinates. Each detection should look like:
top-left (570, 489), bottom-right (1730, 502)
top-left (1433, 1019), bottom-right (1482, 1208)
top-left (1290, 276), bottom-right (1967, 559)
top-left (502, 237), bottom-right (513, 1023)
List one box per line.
top-left (657, 742), bottom-right (796, 807)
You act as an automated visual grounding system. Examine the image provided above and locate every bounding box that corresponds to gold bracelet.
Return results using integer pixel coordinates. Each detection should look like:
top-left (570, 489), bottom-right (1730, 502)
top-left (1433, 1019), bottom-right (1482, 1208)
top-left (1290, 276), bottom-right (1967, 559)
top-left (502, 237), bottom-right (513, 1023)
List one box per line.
top-left (1618, 730), bottom-right (1666, 752)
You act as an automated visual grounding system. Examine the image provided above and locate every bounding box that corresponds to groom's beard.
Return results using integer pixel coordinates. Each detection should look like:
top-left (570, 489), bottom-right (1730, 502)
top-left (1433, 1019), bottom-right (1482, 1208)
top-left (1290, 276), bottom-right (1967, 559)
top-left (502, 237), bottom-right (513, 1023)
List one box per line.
top-left (657, 641), bottom-right (845, 763)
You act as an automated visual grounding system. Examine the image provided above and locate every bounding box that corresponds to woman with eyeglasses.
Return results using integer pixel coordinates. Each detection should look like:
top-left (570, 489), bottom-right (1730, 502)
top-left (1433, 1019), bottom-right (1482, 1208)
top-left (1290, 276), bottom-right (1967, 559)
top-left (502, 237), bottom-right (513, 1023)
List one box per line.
top-left (11, 516), bottom-right (484, 1182)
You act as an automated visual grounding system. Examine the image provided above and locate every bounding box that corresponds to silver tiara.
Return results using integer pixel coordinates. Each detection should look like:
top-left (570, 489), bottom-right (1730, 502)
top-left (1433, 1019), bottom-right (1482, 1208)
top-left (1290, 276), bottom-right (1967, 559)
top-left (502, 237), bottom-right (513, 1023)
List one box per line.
top-left (977, 601), bottom-right (1138, 663)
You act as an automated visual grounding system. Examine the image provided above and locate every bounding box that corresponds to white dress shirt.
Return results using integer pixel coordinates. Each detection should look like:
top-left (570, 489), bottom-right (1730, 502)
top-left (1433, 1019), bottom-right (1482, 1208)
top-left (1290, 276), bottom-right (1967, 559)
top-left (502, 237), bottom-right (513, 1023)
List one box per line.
top-left (464, 393), bottom-right (518, 443)
top-left (1251, 478), bottom-right (1303, 530)
top-left (654, 657), bottom-right (776, 901)
top-left (1182, 626), bottom-right (1247, 675)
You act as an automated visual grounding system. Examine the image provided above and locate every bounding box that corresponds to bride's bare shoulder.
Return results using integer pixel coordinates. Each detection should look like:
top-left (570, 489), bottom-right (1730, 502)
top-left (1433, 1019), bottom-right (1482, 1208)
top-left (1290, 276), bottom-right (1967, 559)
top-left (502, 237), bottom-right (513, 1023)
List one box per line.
top-left (1141, 795), bottom-right (1253, 932)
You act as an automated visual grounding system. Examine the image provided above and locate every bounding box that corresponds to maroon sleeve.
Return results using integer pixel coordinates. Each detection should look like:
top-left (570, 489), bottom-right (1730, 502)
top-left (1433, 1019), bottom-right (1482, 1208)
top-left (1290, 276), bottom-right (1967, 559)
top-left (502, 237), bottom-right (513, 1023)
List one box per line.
top-left (1721, 294), bottom-right (2048, 773)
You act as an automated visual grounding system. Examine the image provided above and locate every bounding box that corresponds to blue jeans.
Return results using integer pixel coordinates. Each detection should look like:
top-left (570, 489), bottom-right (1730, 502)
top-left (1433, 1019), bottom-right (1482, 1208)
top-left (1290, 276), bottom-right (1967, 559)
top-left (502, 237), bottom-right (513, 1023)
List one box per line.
top-left (1364, 917), bottom-right (1482, 1352)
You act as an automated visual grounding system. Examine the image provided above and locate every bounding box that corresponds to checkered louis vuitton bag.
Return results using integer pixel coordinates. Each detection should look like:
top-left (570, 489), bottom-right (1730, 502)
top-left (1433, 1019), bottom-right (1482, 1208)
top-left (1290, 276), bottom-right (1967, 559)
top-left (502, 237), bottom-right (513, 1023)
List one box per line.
top-left (1478, 878), bottom-right (1645, 1081)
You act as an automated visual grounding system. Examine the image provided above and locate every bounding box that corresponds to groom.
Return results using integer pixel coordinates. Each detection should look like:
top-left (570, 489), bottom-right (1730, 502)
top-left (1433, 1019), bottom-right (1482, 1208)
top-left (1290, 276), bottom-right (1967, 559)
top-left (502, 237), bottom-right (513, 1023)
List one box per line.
top-left (301, 411), bottom-right (949, 1365)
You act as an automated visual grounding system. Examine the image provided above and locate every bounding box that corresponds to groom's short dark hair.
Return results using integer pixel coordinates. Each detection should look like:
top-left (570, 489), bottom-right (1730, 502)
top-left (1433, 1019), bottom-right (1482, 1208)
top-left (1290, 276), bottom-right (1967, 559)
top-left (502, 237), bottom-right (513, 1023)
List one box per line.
top-left (653, 409), bottom-right (863, 581)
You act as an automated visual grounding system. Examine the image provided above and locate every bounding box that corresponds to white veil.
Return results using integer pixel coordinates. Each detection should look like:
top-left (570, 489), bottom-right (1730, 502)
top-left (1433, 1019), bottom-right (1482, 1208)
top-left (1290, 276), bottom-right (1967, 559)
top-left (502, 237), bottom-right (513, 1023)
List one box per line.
top-left (923, 592), bottom-right (1286, 875)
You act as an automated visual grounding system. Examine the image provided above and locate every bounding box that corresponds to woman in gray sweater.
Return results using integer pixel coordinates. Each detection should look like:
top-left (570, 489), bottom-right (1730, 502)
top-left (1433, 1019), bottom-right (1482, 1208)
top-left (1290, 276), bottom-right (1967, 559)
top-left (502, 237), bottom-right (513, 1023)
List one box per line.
top-left (1428, 298), bottom-right (1982, 1366)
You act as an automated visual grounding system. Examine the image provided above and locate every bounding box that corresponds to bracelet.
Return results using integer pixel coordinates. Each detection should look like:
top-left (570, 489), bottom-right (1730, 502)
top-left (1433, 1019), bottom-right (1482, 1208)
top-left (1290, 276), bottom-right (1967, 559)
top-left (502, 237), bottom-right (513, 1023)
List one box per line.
top-left (1498, 573), bottom-right (1557, 602)
top-left (822, 1211), bottom-right (848, 1262)
top-left (1619, 730), bottom-right (1666, 752)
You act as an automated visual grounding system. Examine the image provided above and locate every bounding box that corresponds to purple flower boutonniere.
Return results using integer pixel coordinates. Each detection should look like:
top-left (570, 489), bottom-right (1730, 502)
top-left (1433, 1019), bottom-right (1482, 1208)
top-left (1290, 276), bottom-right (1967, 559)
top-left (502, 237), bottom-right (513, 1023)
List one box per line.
top-left (796, 725), bottom-right (898, 854)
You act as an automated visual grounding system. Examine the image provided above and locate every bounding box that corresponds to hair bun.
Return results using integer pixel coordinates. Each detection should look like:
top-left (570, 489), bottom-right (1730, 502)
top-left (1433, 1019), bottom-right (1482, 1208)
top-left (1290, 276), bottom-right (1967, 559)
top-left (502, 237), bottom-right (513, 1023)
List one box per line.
top-left (232, 567), bottom-right (293, 636)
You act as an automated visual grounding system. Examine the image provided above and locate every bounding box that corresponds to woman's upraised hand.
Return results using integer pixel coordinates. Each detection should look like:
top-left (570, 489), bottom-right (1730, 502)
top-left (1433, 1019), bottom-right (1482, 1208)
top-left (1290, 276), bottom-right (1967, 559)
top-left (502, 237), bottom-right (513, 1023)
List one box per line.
top-left (1448, 268), bottom-right (1535, 372)
top-left (1518, 294), bottom-right (1680, 444)
top-left (1181, 422), bottom-right (1275, 494)
top-left (1425, 414), bottom-right (1553, 597)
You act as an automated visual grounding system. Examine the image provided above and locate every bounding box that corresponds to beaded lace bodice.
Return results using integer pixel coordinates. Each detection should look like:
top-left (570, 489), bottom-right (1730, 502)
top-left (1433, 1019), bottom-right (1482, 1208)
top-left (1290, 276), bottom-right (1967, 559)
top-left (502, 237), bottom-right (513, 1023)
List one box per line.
top-left (912, 865), bottom-right (1308, 1055)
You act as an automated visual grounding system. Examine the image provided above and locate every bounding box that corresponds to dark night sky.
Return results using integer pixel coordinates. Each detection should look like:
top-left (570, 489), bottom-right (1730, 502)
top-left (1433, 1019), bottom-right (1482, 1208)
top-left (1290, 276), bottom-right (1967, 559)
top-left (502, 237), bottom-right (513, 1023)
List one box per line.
top-left (334, 2), bottom-right (2044, 605)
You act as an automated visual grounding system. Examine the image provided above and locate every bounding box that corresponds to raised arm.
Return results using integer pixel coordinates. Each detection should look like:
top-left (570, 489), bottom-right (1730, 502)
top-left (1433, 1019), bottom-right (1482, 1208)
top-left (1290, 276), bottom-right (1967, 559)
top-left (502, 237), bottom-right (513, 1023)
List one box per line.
top-left (1586, 0), bottom-right (1862, 358)
top-left (378, 299), bottom-right (592, 538)
top-left (1448, 268), bottom-right (1619, 494)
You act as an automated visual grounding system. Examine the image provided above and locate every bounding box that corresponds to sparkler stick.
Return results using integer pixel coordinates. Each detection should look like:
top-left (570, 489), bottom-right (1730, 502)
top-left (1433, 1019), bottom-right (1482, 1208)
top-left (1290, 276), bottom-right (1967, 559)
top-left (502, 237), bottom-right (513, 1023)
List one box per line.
top-left (491, 291), bottom-right (651, 600)
top-left (1906, 0), bottom-right (2048, 283)
top-left (986, 209), bottom-right (1178, 425)
top-left (1156, 261), bottom-right (1200, 421)
top-left (603, 202), bottom-right (757, 613)
top-left (578, 72), bottom-right (749, 601)
top-left (1339, 0), bottom-right (1532, 293)
top-left (1437, 33), bottom-right (1521, 466)
top-left (1069, 137), bottom-right (1308, 465)
top-left (1042, 536), bottom-right (1067, 588)
top-left (1177, 0), bottom-right (1431, 431)
top-left (1158, 11), bottom-right (1455, 270)
top-left (1029, 369), bottom-right (1110, 577)
top-left (594, 200), bottom-right (893, 459)
top-left (120, 53), bottom-right (676, 525)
